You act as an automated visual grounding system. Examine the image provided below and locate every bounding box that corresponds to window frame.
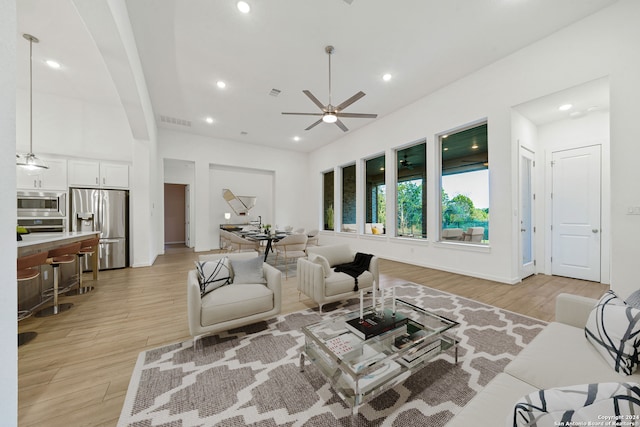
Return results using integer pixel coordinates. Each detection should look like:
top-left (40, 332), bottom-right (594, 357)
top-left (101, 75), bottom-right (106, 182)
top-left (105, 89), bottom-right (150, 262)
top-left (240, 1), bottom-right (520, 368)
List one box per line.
top-left (363, 153), bottom-right (387, 236)
top-left (438, 120), bottom-right (489, 245)
top-left (340, 163), bottom-right (357, 233)
top-left (322, 169), bottom-right (335, 231)
top-left (395, 140), bottom-right (427, 239)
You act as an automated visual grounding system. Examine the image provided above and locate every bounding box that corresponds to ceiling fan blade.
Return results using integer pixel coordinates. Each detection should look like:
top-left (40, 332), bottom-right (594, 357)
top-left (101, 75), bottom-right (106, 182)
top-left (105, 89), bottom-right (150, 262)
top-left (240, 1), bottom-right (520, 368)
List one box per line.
top-left (335, 119), bottom-right (348, 132)
top-left (336, 91), bottom-right (365, 111)
top-left (303, 90), bottom-right (326, 111)
top-left (282, 112), bottom-right (323, 116)
top-left (305, 119), bottom-right (323, 131)
top-left (338, 112), bottom-right (378, 119)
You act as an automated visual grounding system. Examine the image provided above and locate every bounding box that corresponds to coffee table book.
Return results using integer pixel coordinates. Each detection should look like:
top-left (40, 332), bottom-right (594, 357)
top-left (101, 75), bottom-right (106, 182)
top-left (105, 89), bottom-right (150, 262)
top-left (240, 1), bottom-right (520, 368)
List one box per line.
top-left (345, 309), bottom-right (408, 340)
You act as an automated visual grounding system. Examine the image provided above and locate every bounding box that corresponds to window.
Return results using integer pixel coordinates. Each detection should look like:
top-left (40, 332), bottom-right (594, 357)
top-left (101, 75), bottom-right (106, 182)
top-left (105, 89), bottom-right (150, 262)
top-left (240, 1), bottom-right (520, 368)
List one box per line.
top-left (440, 123), bottom-right (489, 244)
top-left (396, 142), bottom-right (426, 238)
top-left (365, 155), bottom-right (386, 235)
top-left (341, 164), bottom-right (357, 232)
top-left (323, 170), bottom-right (334, 231)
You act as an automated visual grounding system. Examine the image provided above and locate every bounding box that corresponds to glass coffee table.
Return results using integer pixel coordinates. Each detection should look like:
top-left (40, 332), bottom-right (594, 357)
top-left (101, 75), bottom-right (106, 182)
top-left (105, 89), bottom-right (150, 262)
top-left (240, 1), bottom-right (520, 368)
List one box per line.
top-left (299, 299), bottom-right (459, 415)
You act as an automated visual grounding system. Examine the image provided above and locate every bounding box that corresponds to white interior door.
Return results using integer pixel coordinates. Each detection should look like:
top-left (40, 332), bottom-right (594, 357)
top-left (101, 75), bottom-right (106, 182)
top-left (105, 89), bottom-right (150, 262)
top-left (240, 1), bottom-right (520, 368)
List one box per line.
top-left (551, 145), bottom-right (601, 281)
top-left (520, 148), bottom-right (535, 279)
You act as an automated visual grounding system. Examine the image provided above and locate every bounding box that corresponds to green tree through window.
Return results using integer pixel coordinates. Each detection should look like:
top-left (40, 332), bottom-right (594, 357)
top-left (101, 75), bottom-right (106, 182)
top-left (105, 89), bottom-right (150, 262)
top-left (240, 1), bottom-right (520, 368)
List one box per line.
top-left (396, 142), bottom-right (426, 238)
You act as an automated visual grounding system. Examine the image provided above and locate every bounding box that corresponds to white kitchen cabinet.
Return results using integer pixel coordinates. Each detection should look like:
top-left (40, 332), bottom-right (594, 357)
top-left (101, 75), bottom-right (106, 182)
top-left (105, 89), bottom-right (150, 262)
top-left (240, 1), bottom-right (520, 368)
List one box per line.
top-left (68, 160), bottom-right (101, 187)
top-left (16, 158), bottom-right (67, 191)
top-left (69, 160), bottom-right (129, 189)
top-left (100, 163), bottom-right (129, 188)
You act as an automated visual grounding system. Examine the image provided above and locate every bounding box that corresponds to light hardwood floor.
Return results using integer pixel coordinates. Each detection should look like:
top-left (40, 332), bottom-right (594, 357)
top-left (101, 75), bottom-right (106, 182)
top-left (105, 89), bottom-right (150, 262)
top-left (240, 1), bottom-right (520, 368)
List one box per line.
top-left (17, 250), bottom-right (609, 426)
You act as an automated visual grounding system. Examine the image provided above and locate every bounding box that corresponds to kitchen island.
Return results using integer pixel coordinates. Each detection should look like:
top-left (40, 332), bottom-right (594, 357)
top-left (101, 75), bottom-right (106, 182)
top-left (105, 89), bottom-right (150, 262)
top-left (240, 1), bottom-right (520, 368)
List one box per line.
top-left (18, 231), bottom-right (101, 280)
top-left (17, 231), bottom-right (101, 313)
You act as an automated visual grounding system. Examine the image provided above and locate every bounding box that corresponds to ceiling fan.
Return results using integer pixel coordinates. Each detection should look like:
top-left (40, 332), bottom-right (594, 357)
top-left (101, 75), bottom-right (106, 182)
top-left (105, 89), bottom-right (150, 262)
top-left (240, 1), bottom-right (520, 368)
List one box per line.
top-left (282, 45), bottom-right (377, 132)
top-left (400, 154), bottom-right (414, 170)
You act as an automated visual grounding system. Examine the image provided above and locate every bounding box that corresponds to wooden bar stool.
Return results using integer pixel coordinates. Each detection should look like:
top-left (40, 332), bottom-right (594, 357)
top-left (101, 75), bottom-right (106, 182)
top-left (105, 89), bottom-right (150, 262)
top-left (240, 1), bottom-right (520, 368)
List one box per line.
top-left (17, 251), bottom-right (48, 346)
top-left (36, 242), bottom-right (81, 317)
top-left (66, 237), bottom-right (99, 296)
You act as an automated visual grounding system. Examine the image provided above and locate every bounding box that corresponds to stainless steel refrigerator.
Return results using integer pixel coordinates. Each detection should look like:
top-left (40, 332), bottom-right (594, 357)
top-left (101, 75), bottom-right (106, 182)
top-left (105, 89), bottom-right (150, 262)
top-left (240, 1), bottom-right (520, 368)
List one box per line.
top-left (70, 188), bottom-right (129, 270)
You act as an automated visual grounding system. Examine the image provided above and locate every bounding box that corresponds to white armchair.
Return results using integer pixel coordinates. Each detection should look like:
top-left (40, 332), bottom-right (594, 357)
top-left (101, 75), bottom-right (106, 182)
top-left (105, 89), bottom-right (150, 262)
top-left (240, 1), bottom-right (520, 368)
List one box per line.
top-left (187, 252), bottom-right (281, 348)
top-left (297, 244), bottom-right (379, 312)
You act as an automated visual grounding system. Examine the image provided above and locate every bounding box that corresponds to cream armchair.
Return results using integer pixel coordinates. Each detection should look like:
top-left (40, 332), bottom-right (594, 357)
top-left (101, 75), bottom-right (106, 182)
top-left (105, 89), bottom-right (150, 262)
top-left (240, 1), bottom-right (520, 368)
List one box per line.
top-left (187, 252), bottom-right (281, 348)
top-left (297, 244), bottom-right (379, 312)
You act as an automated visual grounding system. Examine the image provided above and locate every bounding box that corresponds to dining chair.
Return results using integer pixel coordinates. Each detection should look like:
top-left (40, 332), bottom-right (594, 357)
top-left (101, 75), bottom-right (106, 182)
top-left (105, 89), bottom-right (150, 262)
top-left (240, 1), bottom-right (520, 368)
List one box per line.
top-left (307, 229), bottom-right (320, 247)
top-left (273, 234), bottom-right (308, 278)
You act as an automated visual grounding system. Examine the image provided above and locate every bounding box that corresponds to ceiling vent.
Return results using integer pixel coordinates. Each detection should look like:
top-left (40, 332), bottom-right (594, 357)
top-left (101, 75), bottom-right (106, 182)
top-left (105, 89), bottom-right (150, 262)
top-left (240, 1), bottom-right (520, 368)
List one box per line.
top-left (269, 88), bottom-right (281, 97)
top-left (159, 115), bottom-right (192, 127)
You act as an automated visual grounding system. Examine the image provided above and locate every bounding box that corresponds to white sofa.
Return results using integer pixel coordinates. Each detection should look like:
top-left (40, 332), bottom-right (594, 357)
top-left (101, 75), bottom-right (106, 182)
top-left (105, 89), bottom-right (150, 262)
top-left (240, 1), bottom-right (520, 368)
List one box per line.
top-left (187, 252), bottom-right (281, 347)
top-left (446, 293), bottom-right (640, 426)
top-left (297, 244), bottom-right (379, 312)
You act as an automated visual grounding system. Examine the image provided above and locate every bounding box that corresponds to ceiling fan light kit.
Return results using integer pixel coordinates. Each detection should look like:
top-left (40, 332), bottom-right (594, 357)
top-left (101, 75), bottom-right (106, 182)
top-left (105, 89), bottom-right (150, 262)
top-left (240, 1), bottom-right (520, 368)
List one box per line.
top-left (282, 45), bottom-right (377, 132)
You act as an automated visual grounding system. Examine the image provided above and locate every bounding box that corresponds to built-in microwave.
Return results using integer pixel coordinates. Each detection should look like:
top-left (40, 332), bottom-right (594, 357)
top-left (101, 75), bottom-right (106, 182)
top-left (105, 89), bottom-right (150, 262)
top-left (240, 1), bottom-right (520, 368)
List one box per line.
top-left (17, 191), bottom-right (66, 218)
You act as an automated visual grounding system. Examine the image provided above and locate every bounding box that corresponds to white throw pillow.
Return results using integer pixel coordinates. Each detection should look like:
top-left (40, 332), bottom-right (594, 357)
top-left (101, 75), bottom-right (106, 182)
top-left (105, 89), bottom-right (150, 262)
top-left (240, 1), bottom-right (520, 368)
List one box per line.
top-left (312, 255), bottom-right (331, 278)
top-left (230, 256), bottom-right (266, 285)
top-left (510, 382), bottom-right (640, 427)
top-left (585, 290), bottom-right (640, 375)
top-left (195, 257), bottom-right (231, 297)
top-left (626, 289), bottom-right (640, 309)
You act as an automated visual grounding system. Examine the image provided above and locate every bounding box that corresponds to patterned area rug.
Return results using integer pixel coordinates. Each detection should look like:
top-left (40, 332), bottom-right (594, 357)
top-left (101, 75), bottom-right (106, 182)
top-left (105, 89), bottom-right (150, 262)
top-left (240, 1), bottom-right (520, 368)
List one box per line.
top-left (118, 283), bottom-right (546, 426)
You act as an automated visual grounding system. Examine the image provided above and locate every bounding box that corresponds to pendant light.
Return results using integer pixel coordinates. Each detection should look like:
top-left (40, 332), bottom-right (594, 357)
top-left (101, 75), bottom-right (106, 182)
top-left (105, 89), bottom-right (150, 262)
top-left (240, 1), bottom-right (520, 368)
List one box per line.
top-left (16, 34), bottom-right (48, 170)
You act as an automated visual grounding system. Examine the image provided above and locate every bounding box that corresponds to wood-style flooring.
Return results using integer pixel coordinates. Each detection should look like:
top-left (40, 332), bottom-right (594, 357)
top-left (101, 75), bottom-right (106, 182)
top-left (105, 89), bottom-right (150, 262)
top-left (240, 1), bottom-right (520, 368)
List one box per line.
top-left (17, 250), bottom-right (609, 426)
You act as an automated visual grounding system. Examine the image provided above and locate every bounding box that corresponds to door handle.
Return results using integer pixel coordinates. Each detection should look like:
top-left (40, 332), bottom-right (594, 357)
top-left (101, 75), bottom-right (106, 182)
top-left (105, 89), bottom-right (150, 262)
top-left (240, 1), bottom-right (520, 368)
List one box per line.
top-left (592, 229), bottom-right (599, 233)
top-left (520, 228), bottom-right (526, 232)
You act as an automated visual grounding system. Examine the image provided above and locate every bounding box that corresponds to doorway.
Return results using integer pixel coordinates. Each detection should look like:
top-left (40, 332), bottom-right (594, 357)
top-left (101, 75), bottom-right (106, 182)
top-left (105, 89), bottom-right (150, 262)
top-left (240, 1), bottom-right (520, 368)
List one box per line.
top-left (551, 145), bottom-right (601, 282)
top-left (164, 183), bottom-right (188, 249)
top-left (519, 147), bottom-right (536, 279)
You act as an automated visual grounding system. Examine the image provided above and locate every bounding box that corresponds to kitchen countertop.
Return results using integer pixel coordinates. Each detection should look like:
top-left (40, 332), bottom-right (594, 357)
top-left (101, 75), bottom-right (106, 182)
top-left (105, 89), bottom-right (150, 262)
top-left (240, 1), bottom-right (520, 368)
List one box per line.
top-left (17, 231), bottom-right (100, 249)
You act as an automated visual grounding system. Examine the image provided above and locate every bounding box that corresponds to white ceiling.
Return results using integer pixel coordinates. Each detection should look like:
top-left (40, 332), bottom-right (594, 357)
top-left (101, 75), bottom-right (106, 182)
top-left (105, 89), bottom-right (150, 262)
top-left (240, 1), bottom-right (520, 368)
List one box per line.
top-left (17, 0), bottom-right (618, 152)
top-left (513, 77), bottom-right (610, 126)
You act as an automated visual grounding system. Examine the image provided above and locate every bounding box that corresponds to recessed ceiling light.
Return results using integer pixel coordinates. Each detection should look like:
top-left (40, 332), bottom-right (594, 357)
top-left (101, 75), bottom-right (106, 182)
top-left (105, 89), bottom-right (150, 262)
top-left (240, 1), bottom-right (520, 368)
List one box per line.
top-left (237, 1), bottom-right (251, 13)
top-left (558, 104), bottom-right (573, 111)
top-left (216, 80), bottom-right (226, 89)
top-left (46, 60), bottom-right (61, 69)
top-left (293, 136), bottom-right (300, 142)
top-left (382, 73), bottom-right (392, 82)
top-left (205, 117), bottom-right (214, 124)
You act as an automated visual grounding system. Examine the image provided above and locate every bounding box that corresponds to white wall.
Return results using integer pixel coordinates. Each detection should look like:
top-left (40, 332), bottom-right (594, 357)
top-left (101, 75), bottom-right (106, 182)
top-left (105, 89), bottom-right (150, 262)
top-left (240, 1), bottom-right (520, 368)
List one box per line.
top-left (512, 107), bottom-right (610, 283)
top-left (158, 128), bottom-right (310, 252)
top-left (15, 89), bottom-right (133, 162)
top-left (538, 111), bottom-right (611, 283)
top-left (1, 0), bottom-right (17, 422)
top-left (308, 0), bottom-right (640, 291)
top-left (210, 165), bottom-right (275, 248)
top-left (163, 159), bottom-right (195, 249)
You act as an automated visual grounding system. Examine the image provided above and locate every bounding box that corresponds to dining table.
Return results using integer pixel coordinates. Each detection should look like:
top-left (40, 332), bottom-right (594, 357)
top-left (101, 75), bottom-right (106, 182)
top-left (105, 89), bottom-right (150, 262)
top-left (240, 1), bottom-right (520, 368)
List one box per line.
top-left (236, 231), bottom-right (290, 262)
